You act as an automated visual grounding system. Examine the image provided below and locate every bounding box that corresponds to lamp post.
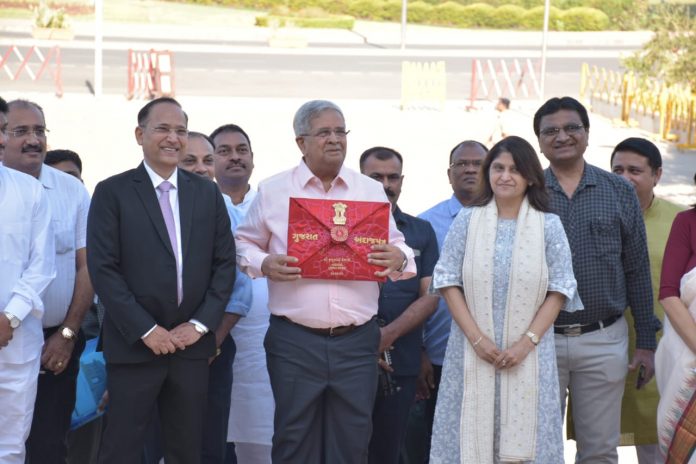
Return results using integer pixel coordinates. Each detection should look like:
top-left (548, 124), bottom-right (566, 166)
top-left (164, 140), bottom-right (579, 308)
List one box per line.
top-left (539, 0), bottom-right (550, 100)
top-left (94, 0), bottom-right (103, 97)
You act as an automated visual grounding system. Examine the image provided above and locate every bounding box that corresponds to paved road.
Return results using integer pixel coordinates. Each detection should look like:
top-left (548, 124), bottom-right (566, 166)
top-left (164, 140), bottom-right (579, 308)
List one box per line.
top-left (1, 27), bottom-right (637, 98)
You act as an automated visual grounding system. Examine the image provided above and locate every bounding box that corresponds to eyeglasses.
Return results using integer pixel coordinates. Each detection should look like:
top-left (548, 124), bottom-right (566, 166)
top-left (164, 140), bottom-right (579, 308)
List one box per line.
top-left (143, 125), bottom-right (188, 138)
top-left (449, 159), bottom-right (483, 169)
top-left (300, 129), bottom-right (350, 139)
top-left (7, 127), bottom-right (49, 138)
top-left (539, 124), bottom-right (584, 138)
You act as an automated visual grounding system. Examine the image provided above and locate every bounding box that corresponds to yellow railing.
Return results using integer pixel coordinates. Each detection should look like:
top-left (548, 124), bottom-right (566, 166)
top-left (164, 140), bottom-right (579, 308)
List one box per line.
top-left (400, 61), bottom-right (446, 111)
top-left (579, 63), bottom-right (696, 149)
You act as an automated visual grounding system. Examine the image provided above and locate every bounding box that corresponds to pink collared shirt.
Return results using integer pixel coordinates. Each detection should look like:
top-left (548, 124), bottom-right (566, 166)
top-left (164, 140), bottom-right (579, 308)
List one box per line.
top-left (235, 160), bottom-right (415, 329)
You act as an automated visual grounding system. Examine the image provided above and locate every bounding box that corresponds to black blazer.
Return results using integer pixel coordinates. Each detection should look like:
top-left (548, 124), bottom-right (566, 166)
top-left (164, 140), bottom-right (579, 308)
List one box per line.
top-left (87, 163), bottom-right (236, 364)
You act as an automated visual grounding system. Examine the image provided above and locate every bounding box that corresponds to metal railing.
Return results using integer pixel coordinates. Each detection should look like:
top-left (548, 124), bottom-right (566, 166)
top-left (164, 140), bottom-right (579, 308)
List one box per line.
top-left (580, 63), bottom-right (696, 149)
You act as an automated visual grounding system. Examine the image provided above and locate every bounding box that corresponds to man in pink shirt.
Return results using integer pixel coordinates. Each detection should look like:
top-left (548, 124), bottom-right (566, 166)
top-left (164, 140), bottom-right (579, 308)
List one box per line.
top-left (235, 100), bottom-right (415, 463)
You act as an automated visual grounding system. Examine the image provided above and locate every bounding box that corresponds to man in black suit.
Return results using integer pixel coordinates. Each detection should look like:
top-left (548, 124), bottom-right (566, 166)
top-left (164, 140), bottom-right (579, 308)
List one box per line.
top-left (87, 97), bottom-right (237, 464)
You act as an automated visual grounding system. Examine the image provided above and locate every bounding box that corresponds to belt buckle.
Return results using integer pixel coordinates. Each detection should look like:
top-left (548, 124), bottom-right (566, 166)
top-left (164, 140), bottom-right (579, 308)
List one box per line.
top-left (329, 327), bottom-right (336, 337)
top-left (563, 324), bottom-right (583, 337)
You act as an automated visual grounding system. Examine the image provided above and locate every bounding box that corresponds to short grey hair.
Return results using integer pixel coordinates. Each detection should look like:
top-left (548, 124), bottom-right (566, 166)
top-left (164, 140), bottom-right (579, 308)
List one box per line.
top-left (293, 100), bottom-right (344, 137)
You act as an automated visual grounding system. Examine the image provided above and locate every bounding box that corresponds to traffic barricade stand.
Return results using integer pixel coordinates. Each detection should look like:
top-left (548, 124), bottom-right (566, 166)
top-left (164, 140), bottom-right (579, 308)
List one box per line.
top-left (1, 45), bottom-right (63, 97)
top-left (127, 49), bottom-right (176, 100)
top-left (152, 50), bottom-right (175, 97)
top-left (400, 61), bottom-right (447, 111)
top-left (127, 49), bottom-right (154, 100)
top-left (468, 58), bottom-right (541, 110)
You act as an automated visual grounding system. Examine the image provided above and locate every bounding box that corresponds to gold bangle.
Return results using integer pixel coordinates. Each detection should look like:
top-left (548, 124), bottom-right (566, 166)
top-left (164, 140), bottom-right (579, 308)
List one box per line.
top-left (215, 347), bottom-right (222, 357)
top-left (472, 336), bottom-right (483, 347)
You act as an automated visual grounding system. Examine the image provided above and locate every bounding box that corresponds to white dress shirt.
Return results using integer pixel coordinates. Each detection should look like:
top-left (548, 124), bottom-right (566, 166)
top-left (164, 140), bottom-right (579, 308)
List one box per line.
top-left (39, 164), bottom-right (90, 328)
top-left (0, 164), bottom-right (56, 363)
top-left (142, 162), bottom-right (207, 336)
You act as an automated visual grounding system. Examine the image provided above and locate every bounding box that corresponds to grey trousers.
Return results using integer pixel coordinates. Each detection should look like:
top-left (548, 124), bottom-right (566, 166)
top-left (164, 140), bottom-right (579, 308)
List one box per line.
top-left (556, 316), bottom-right (629, 464)
top-left (265, 315), bottom-right (380, 464)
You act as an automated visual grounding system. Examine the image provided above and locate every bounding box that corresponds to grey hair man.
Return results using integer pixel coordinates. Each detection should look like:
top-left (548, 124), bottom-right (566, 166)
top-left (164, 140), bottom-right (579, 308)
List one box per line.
top-left (235, 100), bottom-right (416, 463)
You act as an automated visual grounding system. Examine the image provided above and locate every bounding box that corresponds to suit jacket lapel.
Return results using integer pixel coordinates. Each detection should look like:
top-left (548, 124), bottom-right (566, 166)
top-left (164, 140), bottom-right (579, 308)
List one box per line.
top-left (132, 163), bottom-right (175, 257)
top-left (178, 170), bottom-right (194, 262)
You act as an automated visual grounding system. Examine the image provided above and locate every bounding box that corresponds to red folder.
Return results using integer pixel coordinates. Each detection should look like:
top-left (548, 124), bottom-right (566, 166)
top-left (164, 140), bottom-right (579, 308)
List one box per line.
top-left (287, 198), bottom-right (390, 281)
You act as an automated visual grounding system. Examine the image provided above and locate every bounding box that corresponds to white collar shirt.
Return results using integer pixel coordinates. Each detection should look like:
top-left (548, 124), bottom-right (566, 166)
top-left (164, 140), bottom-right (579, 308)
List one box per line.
top-left (0, 164), bottom-right (56, 362)
top-left (38, 165), bottom-right (90, 328)
top-left (143, 162), bottom-right (183, 302)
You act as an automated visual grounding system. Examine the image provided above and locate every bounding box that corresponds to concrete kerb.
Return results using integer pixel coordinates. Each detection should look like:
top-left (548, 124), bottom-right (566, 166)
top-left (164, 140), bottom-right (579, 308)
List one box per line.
top-left (0, 18), bottom-right (653, 50)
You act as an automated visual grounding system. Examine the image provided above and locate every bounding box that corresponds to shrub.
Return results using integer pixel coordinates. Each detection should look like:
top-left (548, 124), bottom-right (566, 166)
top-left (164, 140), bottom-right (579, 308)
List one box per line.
top-left (256, 14), bottom-right (355, 28)
top-left (408, 1), bottom-right (434, 23)
top-left (585, 0), bottom-right (647, 30)
top-left (520, 5), bottom-right (562, 29)
top-left (462, 3), bottom-right (495, 27)
top-left (347, 0), bottom-right (379, 18)
top-left (432, 1), bottom-right (469, 26)
top-left (488, 4), bottom-right (525, 28)
top-left (34, 1), bottom-right (69, 28)
top-left (317, 0), bottom-right (352, 13)
top-left (382, 0), bottom-right (403, 21)
top-left (560, 7), bottom-right (609, 31)
top-left (288, 0), bottom-right (324, 11)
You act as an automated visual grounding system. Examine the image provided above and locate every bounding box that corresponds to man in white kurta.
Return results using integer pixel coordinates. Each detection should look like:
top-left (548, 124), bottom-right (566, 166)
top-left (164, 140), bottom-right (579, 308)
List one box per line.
top-left (4, 100), bottom-right (92, 464)
top-left (0, 154), bottom-right (56, 463)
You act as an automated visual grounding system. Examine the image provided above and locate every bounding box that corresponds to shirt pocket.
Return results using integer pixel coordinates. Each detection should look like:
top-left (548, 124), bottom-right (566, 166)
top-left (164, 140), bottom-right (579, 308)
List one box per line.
top-left (590, 217), bottom-right (621, 259)
top-left (0, 222), bottom-right (30, 264)
top-left (52, 220), bottom-right (74, 255)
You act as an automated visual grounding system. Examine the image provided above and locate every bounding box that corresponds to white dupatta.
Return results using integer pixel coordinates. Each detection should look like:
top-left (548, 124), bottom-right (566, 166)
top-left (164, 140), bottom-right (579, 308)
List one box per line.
top-left (460, 197), bottom-right (547, 463)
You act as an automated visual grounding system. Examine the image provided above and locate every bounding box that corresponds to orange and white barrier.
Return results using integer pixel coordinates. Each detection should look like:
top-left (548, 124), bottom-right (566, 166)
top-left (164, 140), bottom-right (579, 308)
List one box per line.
top-left (127, 49), bottom-right (175, 100)
top-left (468, 58), bottom-right (541, 109)
top-left (0, 45), bottom-right (63, 97)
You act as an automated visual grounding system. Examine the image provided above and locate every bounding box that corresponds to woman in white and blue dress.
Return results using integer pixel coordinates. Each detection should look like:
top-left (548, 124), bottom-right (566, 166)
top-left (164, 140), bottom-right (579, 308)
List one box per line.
top-left (429, 136), bottom-right (581, 463)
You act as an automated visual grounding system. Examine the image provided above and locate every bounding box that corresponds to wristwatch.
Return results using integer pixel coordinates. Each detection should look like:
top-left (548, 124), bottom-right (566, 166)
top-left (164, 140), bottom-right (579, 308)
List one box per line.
top-left (397, 251), bottom-right (408, 273)
top-left (525, 331), bottom-right (540, 346)
top-left (60, 326), bottom-right (76, 341)
top-left (193, 324), bottom-right (207, 335)
top-left (3, 312), bottom-right (20, 329)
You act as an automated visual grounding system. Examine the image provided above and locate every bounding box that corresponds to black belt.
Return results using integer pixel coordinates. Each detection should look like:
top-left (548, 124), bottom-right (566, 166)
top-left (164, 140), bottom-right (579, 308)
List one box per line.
top-left (275, 315), bottom-right (373, 337)
top-left (554, 314), bottom-right (622, 336)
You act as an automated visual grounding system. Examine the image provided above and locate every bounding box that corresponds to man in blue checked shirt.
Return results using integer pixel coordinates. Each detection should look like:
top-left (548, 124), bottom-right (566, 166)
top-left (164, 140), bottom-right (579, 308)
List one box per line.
top-left (534, 96), bottom-right (657, 464)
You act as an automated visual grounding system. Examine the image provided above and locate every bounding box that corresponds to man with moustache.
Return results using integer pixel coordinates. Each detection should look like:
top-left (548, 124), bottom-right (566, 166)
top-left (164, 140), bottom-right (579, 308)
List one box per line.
top-left (176, 127), bottom-right (252, 464)
top-left (4, 99), bottom-right (93, 464)
top-left (87, 97), bottom-right (237, 464)
top-left (359, 146), bottom-right (439, 464)
top-left (235, 100), bottom-right (415, 463)
top-left (404, 140), bottom-right (487, 462)
top-left (210, 124), bottom-right (274, 464)
top-left (0, 96), bottom-right (56, 464)
top-left (610, 138), bottom-right (683, 463)
top-left (534, 97), bottom-right (655, 463)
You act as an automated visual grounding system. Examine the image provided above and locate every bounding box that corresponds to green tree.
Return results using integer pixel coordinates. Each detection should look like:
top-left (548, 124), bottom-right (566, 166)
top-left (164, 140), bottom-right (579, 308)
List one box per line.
top-left (623, 3), bottom-right (696, 88)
